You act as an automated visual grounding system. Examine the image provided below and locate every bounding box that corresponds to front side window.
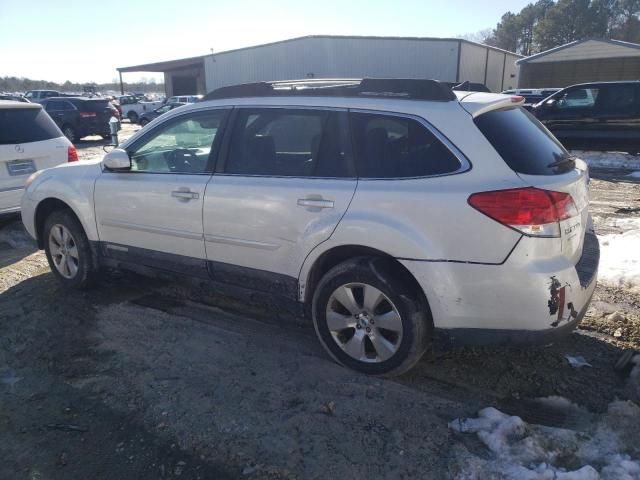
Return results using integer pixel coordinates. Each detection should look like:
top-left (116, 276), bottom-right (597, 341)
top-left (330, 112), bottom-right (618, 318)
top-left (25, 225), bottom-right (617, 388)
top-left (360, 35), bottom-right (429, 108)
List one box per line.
top-left (225, 108), bottom-right (352, 177)
top-left (556, 87), bottom-right (599, 109)
top-left (350, 113), bottom-right (461, 178)
top-left (127, 110), bottom-right (227, 174)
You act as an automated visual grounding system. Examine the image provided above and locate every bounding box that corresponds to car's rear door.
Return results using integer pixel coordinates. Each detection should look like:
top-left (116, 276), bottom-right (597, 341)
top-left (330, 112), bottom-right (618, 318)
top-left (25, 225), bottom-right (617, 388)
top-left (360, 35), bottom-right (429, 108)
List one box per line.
top-left (94, 108), bottom-right (229, 276)
top-left (592, 83), bottom-right (640, 146)
top-left (203, 107), bottom-right (357, 297)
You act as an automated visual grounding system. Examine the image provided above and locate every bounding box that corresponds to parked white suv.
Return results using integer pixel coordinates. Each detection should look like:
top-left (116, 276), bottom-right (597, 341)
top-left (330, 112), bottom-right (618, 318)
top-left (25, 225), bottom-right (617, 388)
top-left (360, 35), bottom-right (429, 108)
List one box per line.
top-left (1, 101), bottom-right (76, 215)
top-left (20, 79), bottom-right (599, 376)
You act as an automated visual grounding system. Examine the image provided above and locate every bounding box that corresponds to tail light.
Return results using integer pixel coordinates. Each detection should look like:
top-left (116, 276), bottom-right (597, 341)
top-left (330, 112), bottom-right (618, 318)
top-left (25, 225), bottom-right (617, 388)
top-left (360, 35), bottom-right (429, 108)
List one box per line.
top-left (79, 111), bottom-right (96, 118)
top-left (468, 187), bottom-right (578, 237)
top-left (67, 145), bottom-right (78, 162)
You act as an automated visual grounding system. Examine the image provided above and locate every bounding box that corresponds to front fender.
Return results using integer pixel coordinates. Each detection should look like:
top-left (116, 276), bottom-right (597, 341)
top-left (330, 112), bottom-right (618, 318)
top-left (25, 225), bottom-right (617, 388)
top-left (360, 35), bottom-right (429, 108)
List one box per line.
top-left (24, 161), bottom-right (102, 243)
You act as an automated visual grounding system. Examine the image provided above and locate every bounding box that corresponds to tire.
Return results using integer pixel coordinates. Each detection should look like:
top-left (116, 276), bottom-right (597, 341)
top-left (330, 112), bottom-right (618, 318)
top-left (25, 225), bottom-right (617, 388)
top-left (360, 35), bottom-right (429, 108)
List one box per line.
top-left (139, 118), bottom-right (149, 126)
top-left (127, 111), bottom-right (138, 123)
top-left (43, 209), bottom-right (96, 289)
top-left (312, 257), bottom-right (431, 376)
top-left (62, 125), bottom-right (77, 143)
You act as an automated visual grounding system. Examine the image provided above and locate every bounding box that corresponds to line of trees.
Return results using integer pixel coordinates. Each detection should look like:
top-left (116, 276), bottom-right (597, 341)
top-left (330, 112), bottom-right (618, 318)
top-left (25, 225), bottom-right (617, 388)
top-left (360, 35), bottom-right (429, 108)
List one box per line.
top-left (0, 76), bottom-right (164, 94)
top-left (470, 0), bottom-right (640, 55)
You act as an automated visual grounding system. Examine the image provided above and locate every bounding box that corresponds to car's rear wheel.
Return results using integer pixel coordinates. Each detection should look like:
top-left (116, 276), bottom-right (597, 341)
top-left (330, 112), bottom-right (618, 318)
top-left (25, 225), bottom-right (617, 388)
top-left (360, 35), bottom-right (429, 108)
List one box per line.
top-left (62, 125), bottom-right (76, 143)
top-left (44, 209), bottom-right (96, 289)
top-left (312, 257), bottom-right (431, 376)
top-left (127, 111), bottom-right (138, 123)
top-left (139, 118), bottom-right (149, 126)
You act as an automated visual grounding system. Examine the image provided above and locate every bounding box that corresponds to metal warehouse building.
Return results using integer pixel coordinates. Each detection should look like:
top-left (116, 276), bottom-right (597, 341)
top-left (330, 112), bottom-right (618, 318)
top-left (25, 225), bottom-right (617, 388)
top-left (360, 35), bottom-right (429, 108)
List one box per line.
top-left (118, 35), bottom-right (522, 96)
top-left (518, 38), bottom-right (640, 88)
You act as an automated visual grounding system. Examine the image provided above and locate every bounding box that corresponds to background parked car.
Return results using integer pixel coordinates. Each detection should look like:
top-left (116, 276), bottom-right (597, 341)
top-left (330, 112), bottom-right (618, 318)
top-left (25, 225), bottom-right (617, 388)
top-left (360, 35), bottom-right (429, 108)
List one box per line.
top-left (165, 95), bottom-right (202, 104)
top-left (138, 102), bottom-right (186, 126)
top-left (0, 93), bottom-right (29, 102)
top-left (24, 90), bottom-right (62, 103)
top-left (40, 97), bottom-right (119, 143)
top-left (501, 88), bottom-right (560, 110)
top-left (0, 101), bottom-right (76, 215)
top-left (532, 81), bottom-right (640, 152)
top-left (116, 95), bottom-right (163, 123)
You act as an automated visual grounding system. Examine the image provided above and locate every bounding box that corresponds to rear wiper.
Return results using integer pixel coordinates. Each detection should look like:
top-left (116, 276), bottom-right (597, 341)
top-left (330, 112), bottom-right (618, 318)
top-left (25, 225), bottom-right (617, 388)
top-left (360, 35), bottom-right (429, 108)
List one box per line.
top-left (546, 156), bottom-right (576, 169)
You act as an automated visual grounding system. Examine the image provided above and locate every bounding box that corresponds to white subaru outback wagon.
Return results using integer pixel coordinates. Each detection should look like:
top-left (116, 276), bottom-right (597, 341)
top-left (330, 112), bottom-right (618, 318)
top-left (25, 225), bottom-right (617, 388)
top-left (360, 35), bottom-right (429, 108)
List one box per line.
top-left (21, 79), bottom-right (599, 376)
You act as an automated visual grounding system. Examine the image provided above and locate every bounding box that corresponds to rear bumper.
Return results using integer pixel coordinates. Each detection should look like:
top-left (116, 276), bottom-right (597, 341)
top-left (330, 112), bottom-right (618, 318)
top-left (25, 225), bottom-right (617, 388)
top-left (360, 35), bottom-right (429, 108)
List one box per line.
top-left (0, 186), bottom-right (25, 214)
top-left (400, 232), bottom-right (599, 348)
top-left (433, 284), bottom-right (594, 348)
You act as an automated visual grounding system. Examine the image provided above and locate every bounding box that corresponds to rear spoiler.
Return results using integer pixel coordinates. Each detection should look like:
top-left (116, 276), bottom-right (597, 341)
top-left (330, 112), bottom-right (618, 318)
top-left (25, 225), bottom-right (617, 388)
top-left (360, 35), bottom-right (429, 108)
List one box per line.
top-left (456, 92), bottom-right (525, 118)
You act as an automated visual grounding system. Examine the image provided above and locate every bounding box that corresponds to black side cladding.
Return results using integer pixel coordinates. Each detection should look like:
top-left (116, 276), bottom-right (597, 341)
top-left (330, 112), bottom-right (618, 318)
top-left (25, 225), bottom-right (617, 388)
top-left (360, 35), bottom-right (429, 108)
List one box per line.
top-left (575, 232), bottom-right (600, 288)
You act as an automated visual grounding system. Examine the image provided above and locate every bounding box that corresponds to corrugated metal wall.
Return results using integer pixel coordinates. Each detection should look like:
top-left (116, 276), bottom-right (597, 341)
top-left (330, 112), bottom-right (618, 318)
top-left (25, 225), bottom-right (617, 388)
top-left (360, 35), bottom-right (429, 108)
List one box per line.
top-left (204, 37), bottom-right (461, 91)
top-left (519, 57), bottom-right (640, 87)
top-left (459, 43), bottom-right (520, 92)
top-left (204, 37), bottom-right (520, 93)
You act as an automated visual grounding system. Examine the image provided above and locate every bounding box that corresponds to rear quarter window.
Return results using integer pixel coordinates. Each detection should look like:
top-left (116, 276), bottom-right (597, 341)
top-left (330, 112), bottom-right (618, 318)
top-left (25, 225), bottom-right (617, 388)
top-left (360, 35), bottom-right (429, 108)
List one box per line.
top-left (474, 107), bottom-right (574, 175)
top-left (0, 108), bottom-right (63, 145)
top-left (350, 112), bottom-right (462, 178)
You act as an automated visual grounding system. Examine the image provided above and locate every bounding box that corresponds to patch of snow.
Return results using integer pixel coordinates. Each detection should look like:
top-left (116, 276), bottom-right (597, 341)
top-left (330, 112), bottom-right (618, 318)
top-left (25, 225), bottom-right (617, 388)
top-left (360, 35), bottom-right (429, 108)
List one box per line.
top-left (572, 150), bottom-right (640, 170)
top-left (598, 224), bottom-right (640, 290)
top-left (534, 396), bottom-right (581, 411)
top-left (449, 399), bottom-right (640, 480)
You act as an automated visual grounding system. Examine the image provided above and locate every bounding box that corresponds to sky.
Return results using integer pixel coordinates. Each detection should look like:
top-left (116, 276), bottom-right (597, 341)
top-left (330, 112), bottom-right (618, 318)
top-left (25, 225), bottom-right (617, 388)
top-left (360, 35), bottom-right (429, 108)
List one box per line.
top-left (0, 0), bottom-right (532, 84)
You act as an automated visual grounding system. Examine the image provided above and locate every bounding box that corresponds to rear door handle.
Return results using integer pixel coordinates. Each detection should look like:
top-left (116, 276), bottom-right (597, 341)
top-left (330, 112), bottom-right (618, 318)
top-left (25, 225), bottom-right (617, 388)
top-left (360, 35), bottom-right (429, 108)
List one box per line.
top-left (171, 190), bottom-right (199, 200)
top-left (297, 198), bottom-right (334, 209)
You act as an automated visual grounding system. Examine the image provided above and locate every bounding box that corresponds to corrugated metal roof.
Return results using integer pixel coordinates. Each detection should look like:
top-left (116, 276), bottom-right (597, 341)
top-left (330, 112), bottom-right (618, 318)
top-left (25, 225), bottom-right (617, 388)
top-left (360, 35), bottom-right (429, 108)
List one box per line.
top-left (517, 38), bottom-right (640, 65)
top-left (118, 35), bottom-right (522, 72)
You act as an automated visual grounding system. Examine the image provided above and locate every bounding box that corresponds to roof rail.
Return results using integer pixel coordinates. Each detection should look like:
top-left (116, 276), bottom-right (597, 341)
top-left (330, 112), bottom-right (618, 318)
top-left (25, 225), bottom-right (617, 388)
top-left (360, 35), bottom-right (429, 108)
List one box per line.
top-left (203, 78), bottom-right (457, 102)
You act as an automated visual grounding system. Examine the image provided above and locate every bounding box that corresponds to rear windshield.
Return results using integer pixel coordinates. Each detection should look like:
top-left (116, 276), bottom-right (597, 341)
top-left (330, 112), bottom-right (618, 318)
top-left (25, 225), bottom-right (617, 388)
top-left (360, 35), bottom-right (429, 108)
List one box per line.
top-left (0, 108), bottom-right (62, 145)
top-left (474, 107), bottom-right (574, 175)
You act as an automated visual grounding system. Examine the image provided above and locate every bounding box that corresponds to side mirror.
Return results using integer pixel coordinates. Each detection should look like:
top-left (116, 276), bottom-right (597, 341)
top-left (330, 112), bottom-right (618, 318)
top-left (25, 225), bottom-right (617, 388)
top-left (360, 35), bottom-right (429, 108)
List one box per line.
top-left (103, 148), bottom-right (131, 170)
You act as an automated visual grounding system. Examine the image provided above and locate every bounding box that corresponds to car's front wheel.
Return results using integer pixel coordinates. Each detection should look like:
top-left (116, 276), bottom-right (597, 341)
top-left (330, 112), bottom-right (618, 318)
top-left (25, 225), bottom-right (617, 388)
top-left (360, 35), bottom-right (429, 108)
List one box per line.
top-left (44, 209), bottom-right (96, 289)
top-left (312, 257), bottom-right (431, 376)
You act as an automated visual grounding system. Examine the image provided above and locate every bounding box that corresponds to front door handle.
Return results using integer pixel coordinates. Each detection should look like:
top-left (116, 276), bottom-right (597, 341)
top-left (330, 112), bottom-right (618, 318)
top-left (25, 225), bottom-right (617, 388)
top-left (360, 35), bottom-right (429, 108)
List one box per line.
top-left (297, 197), bottom-right (334, 209)
top-left (171, 190), bottom-right (199, 200)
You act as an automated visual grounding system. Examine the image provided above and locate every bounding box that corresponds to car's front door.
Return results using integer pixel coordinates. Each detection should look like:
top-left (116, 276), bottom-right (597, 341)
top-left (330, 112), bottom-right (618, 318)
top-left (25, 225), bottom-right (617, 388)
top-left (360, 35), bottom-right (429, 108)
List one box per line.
top-left (203, 107), bottom-right (357, 297)
top-left (541, 86), bottom-right (600, 147)
top-left (94, 108), bottom-right (229, 276)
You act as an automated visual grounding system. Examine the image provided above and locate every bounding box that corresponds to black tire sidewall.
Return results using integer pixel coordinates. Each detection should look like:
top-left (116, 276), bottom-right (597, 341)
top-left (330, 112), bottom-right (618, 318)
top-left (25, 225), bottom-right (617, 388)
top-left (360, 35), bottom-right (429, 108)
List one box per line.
top-left (43, 210), bottom-right (94, 289)
top-left (312, 258), bottom-right (428, 376)
top-left (62, 125), bottom-right (76, 143)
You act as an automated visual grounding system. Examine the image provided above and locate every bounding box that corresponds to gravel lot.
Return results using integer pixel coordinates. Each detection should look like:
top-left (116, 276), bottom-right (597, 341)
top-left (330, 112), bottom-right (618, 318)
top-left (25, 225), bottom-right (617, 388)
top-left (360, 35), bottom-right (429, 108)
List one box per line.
top-left (1, 126), bottom-right (639, 479)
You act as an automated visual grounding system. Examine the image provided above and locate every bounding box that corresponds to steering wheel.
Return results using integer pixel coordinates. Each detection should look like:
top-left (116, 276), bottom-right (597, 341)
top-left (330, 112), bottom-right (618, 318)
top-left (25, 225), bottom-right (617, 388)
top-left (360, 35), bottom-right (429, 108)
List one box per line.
top-left (166, 148), bottom-right (197, 173)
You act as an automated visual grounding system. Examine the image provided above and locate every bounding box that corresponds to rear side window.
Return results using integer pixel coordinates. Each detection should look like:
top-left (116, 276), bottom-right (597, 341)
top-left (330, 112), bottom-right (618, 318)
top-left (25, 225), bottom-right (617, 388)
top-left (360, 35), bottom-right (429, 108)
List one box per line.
top-left (596, 84), bottom-right (639, 115)
top-left (0, 108), bottom-right (62, 145)
top-left (225, 108), bottom-right (353, 177)
top-left (475, 107), bottom-right (573, 175)
top-left (350, 113), bottom-right (461, 178)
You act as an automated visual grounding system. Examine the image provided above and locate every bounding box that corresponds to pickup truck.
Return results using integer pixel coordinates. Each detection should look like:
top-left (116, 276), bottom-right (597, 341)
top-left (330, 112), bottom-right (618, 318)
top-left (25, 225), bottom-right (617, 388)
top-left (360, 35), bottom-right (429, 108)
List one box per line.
top-left (24, 90), bottom-right (75, 103)
top-left (116, 95), bottom-right (163, 123)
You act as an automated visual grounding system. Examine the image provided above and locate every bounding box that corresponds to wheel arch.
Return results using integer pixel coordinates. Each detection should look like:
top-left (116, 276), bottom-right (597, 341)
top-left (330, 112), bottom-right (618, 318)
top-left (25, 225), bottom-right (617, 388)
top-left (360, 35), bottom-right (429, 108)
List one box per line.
top-left (34, 198), bottom-right (86, 250)
top-left (301, 244), bottom-right (430, 319)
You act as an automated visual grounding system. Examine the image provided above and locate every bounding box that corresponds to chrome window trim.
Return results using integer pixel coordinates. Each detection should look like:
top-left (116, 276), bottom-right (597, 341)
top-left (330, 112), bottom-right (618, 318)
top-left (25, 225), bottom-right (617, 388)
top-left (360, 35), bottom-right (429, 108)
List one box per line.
top-left (348, 108), bottom-right (471, 180)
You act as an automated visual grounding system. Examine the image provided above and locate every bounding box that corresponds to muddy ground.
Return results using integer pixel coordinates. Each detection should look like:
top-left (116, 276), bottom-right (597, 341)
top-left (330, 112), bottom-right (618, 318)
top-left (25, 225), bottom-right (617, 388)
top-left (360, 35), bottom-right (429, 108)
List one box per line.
top-left (1, 128), bottom-right (639, 479)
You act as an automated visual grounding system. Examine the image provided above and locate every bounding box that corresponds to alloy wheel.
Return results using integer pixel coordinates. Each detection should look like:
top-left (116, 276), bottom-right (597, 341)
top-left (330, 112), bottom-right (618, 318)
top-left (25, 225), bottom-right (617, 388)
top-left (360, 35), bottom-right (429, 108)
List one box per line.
top-left (48, 224), bottom-right (79, 279)
top-left (326, 282), bottom-right (403, 363)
